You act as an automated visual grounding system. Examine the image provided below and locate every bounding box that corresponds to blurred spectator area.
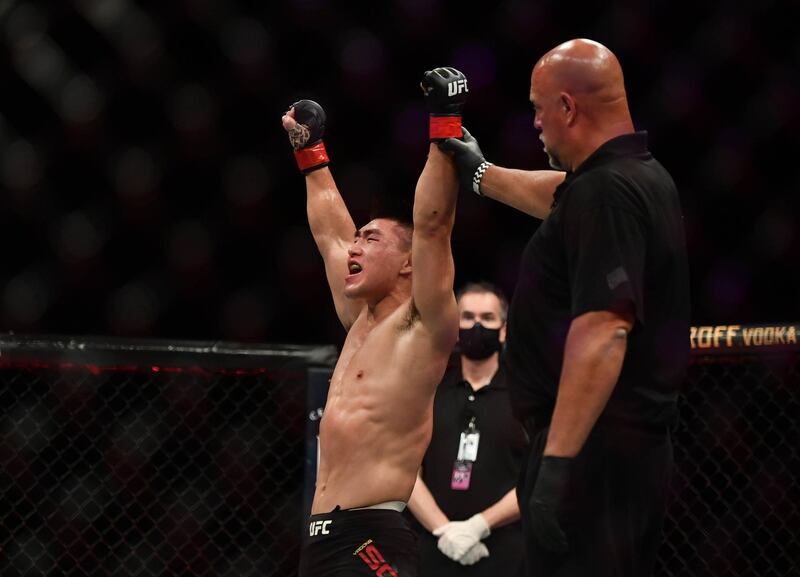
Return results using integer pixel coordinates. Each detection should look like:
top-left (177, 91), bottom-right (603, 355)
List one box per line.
top-left (1, 0), bottom-right (799, 345)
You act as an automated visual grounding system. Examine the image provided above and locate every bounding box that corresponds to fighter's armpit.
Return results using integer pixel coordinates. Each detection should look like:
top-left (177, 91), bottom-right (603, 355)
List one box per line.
top-left (397, 300), bottom-right (420, 332)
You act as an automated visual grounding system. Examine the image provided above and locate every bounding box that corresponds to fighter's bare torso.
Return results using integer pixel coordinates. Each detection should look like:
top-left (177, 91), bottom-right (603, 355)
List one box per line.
top-left (312, 300), bottom-right (450, 514)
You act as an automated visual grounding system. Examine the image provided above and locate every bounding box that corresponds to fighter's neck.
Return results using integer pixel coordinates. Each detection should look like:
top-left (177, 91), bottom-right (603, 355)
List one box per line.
top-left (365, 291), bottom-right (410, 324)
top-left (461, 354), bottom-right (499, 391)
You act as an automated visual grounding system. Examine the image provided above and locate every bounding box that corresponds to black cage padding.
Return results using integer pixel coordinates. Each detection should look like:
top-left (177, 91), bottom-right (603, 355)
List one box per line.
top-left (0, 333), bottom-right (798, 577)
top-left (0, 335), bottom-right (336, 577)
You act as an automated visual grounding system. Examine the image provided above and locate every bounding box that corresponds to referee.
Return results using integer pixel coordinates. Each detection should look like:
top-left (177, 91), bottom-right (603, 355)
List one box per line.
top-left (440, 39), bottom-right (690, 577)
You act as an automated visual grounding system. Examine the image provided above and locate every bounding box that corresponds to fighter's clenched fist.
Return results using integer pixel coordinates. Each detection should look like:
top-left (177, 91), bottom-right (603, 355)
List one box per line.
top-left (421, 67), bottom-right (468, 141)
top-left (282, 99), bottom-right (329, 174)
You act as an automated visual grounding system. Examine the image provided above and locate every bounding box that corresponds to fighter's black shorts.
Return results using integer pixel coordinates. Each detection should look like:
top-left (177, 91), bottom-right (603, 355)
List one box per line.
top-left (298, 508), bottom-right (419, 577)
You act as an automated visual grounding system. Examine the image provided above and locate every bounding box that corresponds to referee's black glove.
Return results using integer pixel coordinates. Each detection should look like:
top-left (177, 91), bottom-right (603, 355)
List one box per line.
top-left (438, 127), bottom-right (492, 195)
top-left (528, 455), bottom-right (572, 554)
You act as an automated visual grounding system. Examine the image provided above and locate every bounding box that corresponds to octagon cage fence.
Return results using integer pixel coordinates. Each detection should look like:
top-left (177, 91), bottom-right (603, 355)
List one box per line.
top-left (0, 324), bottom-right (797, 576)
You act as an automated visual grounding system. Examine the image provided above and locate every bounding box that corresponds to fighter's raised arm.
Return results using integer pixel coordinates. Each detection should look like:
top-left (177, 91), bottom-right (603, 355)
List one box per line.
top-left (282, 101), bottom-right (363, 330)
top-left (411, 143), bottom-right (459, 348)
top-left (409, 67), bottom-right (467, 350)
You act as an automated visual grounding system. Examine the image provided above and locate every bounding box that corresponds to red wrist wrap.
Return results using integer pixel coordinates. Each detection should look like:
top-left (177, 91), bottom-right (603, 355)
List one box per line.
top-left (429, 116), bottom-right (463, 140)
top-left (294, 142), bottom-right (329, 173)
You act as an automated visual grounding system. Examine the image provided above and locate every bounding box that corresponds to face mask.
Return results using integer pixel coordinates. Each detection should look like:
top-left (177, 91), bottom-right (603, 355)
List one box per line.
top-left (458, 323), bottom-right (501, 360)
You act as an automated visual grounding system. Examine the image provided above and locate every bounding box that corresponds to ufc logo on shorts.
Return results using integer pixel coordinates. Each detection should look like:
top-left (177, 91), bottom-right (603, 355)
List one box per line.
top-left (448, 78), bottom-right (468, 96)
top-left (309, 520), bottom-right (332, 536)
top-left (358, 544), bottom-right (398, 577)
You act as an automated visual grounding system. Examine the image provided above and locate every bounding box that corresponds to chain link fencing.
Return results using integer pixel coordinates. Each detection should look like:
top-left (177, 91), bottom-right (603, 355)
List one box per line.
top-left (657, 324), bottom-right (800, 576)
top-left (0, 328), bottom-right (798, 576)
top-left (0, 335), bottom-right (336, 577)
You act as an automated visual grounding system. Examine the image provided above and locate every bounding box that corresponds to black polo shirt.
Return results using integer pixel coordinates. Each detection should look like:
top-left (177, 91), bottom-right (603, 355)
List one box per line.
top-left (419, 362), bottom-right (528, 519)
top-left (504, 131), bottom-right (690, 429)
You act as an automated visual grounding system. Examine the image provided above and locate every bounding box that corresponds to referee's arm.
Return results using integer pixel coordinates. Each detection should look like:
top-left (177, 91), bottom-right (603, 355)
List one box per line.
top-left (479, 166), bottom-right (565, 219)
top-left (544, 308), bottom-right (634, 457)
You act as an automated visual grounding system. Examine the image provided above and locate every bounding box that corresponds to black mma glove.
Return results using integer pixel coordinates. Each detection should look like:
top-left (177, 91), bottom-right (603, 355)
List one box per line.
top-left (285, 99), bottom-right (329, 174)
top-left (528, 455), bottom-right (572, 554)
top-left (438, 128), bottom-right (493, 195)
top-left (420, 67), bottom-right (468, 141)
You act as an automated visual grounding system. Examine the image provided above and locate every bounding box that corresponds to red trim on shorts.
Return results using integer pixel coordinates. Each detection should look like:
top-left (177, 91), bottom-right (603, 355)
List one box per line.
top-left (429, 116), bottom-right (463, 140)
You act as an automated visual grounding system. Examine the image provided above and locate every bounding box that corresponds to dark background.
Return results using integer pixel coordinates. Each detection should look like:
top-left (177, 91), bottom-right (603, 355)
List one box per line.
top-left (1, 0), bottom-right (798, 348)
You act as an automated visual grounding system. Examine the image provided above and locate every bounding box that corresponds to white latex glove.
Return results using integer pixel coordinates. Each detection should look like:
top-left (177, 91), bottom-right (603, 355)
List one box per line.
top-left (432, 522), bottom-right (452, 536)
top-left (435, 513), bottom-right (490, 561)
top-left (459, 541), bottom-right (490, 566)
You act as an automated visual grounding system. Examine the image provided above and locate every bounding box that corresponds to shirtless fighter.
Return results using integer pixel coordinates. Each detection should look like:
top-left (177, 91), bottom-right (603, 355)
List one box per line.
top-left (283, 67), bottom-right (468, 576)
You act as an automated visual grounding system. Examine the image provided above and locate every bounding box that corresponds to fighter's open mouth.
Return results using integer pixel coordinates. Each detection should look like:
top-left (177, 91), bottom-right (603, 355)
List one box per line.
top-left (349, 263), bottom-right (362, 274)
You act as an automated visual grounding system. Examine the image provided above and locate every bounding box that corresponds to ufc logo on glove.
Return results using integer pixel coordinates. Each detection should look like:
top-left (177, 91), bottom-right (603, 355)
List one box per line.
top-left (448, 78), bottom-right (468, 96)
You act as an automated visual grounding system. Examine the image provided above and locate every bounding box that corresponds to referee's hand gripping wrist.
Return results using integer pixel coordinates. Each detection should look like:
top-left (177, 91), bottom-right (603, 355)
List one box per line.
top-left (437, 127), bottom-right (492, 195)
top-left (528, 455), bottom-right (572, 554)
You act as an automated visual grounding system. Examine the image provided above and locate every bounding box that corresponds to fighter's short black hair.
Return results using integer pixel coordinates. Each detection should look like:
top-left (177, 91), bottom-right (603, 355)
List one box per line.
top-left (368, 187), bottom-right (414, 249)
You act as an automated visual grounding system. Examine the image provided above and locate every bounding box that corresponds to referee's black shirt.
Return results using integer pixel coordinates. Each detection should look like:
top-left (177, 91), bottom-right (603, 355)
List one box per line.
top-left (419, 363), bottom-right (527, 518)
top-left (504, 131), bottom-right (690, 429)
